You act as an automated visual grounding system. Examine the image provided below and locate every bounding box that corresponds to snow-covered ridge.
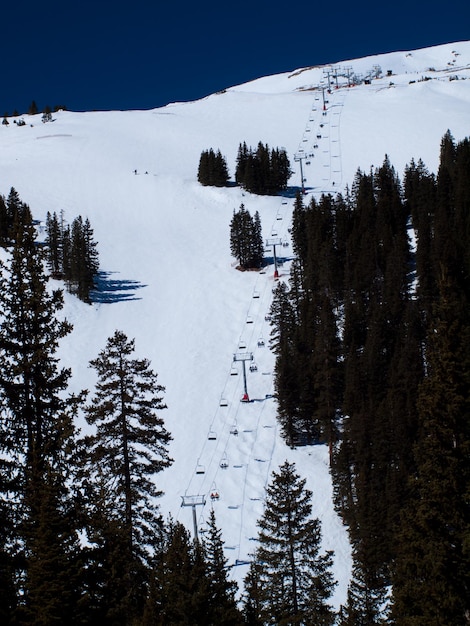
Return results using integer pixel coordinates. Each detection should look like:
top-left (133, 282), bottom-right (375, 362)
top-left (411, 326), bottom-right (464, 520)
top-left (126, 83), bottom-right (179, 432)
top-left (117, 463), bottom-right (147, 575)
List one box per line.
top-left (230, 40), bottom-right (470, 94)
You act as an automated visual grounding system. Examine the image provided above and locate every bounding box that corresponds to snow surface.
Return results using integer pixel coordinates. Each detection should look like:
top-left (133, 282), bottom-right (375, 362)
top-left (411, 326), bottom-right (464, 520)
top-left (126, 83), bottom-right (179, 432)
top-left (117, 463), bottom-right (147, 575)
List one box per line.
top-left (1, 40), bottom-right (469, 608)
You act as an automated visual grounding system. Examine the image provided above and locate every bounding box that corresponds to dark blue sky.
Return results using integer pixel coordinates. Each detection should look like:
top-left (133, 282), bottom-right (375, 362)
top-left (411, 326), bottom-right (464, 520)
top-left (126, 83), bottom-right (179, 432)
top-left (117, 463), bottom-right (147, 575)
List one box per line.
top-left (2, 0), bottom-right (468, 114)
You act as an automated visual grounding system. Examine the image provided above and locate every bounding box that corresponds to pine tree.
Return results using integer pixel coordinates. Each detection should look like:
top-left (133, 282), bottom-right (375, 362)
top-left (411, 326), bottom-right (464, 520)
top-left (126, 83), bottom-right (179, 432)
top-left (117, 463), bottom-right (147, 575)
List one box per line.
top-left (235, 142), bottom-right (291, 194)
top-left (230, 203), bottom-right (263, 269)
top-left (197, 149), bottom-right (229, 186)
top-left (45, 210), bottom-right (63, 277)
top-left (83, 331), bottom-right (172, 562)
top-left (203, 509), bottom-right (243, 625)
top-left (244, 461), bottom-right (336, 625)
top-left (0, 194), bottom-right (8, 244)
top-left (0, 209), bottom-right (81, 623)
top-left (149, 519), bottom-right (211, 625)
top-left (250, 210), bottom-right (264, 269)
top-left (391, 272), bottom-right (470, 625)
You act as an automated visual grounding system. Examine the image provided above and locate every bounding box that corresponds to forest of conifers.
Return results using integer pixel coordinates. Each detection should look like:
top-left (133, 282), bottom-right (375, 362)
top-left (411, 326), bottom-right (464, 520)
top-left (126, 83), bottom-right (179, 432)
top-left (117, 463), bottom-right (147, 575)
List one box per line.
top-left (269, 130), bottom-right (470, 624)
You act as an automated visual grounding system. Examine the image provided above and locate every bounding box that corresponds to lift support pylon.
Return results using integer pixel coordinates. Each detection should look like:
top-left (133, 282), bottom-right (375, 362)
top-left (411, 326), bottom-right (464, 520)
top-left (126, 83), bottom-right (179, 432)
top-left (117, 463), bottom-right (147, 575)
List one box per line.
top-left (233, 351), bottom-right (254, 402)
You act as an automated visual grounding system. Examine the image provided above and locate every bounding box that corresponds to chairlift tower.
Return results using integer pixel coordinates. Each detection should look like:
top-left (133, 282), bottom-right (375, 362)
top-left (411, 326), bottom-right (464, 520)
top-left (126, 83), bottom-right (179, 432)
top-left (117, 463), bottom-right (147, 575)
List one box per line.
top-left (181, 494), bottom-right (206, 541)
top-left (321, 85), bottom-right (328, 111)
top-left (266, 237), bottom-right (283, 279)
top-left (233, 351), bottom-right (254, 402)
top-left (294, 152), bottom-right (306, 194)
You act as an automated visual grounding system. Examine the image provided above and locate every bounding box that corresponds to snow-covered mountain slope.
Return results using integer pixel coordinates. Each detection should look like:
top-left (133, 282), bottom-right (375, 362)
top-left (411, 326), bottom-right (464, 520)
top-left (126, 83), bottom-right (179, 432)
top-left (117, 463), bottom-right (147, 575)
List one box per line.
top-left (1, 40), bottom-right (469, 607)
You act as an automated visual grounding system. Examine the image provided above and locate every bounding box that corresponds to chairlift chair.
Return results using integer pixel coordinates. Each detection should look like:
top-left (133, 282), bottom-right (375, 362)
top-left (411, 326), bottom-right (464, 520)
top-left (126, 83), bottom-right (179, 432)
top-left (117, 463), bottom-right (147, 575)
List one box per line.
top-left (220, 397), bottom-right (228, 407)
top-left (196, 462), bottom-right (205, 475)
top-left (208, 430), bottom-right (217, 440)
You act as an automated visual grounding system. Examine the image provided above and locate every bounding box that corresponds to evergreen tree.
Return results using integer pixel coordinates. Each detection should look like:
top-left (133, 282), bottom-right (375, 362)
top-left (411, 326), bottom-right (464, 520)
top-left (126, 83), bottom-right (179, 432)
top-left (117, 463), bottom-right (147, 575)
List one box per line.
top-left (45, 210), bottom-right (63, 277)
top-left (250, 210), bottom-right (264, 269)
top-left (339, 551), bottom-right (388, 626)
top-left (230, 203), bottom-right (264, 269)
top-left (203, 509), bottom-right (243, 625)
top-left (391, 272), bottom-right (470, 625)
top-left (244, 461), bottom-right (336, 625)
top-left (69, 215), bottom-right (96, 302)
top-left (82, 331), bottom-right (172, 591)
top-left (235, 142), bottom-right (291, 194)
top-left (0, 194), bottom-right (8, 244)
top-left (28, 100), bottom-right (38, 115)
top-left (197, 148), bottom-right (229, 186)
top-left (149, 519), bottom-right (211, 625)
top-left (0, 210), bottom-right (81, 623)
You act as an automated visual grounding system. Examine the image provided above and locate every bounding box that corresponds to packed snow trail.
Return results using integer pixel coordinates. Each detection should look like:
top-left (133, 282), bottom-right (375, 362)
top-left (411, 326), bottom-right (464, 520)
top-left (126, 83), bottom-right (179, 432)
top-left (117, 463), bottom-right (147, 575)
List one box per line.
top-left (179, 190), bottom-right (294, 567)
top-left (178, 77), bottom-right (355, 601)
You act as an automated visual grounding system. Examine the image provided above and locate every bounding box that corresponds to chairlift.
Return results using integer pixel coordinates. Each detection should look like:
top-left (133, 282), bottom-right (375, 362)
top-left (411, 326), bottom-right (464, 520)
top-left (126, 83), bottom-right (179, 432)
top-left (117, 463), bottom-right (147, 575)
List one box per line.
top-left (276, 213), bottom-right (282, 220)
top-left (230, 423), bottom-right (239, 436)
top-left (196, 461), bottom-right (205, 475)
top-left (257, 338), bottom-right (265, 347)
top-left (230, 365), bottom-right (238, 376)
top-left (208, 430), bottom-right (217, 440)
top-left (246, 315), bottom-right (253, 324)
top-left (210, 483), bottom-right (220, 500)
top-left (220, 454), bottom-right (229, 469)
top-left (239, 340), bottom-right (246, 349)
top-left (252, 290), bottom-right (260, 299)
top-left (249, 362), bottom-right (258, 372)
top-left (220, 397), bottom-right (228, 407)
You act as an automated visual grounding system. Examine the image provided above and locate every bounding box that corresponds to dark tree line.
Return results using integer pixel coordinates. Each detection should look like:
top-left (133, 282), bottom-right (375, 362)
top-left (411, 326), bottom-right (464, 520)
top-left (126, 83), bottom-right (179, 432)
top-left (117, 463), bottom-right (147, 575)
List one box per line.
top-left (197, 142), bottom-right (291, 195)
top-left (0, 190), bottom-right (99, 304)
top-left (197, 148), bottom-right (230, 187)
top-left (230, 203), bottom-right (264, 270)
top-left (269, 131), bottom-right (470, 624)
top-left (0, 187), bottom-right (34, 245)
top-left (45, 209), bottom-right (99, 303)
top-left (235, 142), bottom-right (292, 195)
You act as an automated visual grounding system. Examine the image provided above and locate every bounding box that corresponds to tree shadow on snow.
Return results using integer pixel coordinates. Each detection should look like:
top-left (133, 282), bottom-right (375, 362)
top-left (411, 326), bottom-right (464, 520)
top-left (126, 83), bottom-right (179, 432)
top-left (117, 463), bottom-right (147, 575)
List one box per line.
top-left (90, 271), bottom-right (146, 303)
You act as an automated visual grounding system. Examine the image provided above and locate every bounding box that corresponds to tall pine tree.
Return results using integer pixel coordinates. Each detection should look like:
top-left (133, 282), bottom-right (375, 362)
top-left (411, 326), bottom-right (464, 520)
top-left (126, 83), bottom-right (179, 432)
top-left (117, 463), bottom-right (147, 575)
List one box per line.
top-left (244, 461), bottom-right (336, 625)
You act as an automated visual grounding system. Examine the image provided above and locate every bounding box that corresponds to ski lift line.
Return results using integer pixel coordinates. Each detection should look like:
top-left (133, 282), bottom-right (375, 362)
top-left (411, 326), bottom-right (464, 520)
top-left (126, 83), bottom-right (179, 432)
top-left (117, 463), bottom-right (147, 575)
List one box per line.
top-left (187, 242), bottom-right (282, 557)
